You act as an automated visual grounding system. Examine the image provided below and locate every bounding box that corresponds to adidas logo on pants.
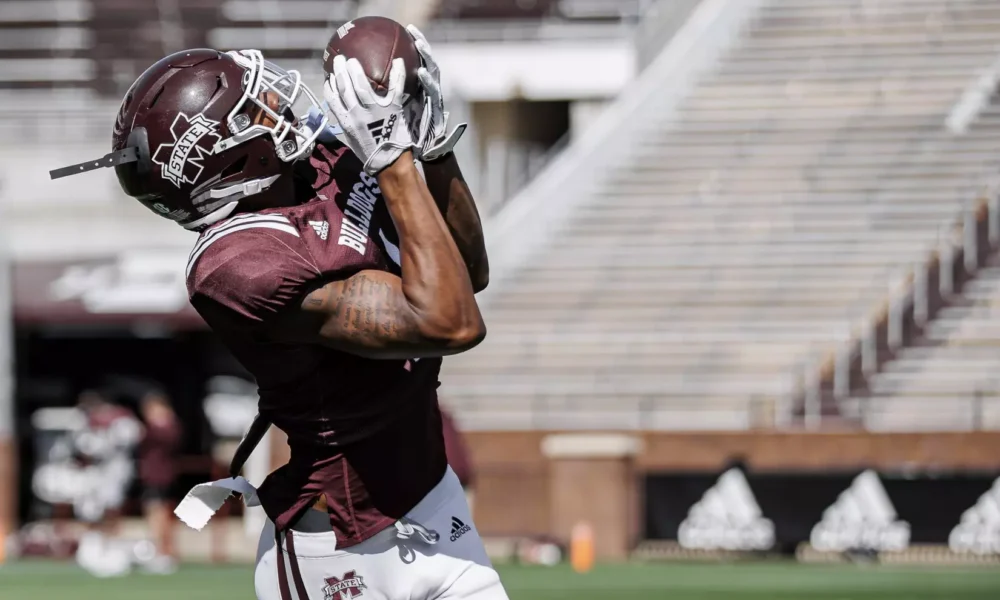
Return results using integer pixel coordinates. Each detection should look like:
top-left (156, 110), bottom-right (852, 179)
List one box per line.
top-left (451, 516), bottom-right (472, 542)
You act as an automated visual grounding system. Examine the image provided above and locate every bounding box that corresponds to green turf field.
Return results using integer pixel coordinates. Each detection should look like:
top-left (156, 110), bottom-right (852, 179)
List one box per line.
top-left (2, 560), bottom-right (1000, 599)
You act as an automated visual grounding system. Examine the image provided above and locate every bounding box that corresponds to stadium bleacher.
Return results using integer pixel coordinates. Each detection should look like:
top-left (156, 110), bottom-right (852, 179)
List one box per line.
top-left (442, 0), bottom-right (1000, 431)
top-left (0, 0), bottom-right (227, 95)
top-left (426, 0), bottom-right (642, 42)
top-left (207, 0), bottom-right (356, 61)
top-left (861, 257), bottom-right (1000, 431)
top-left (433, 0), bottom-right (640, 21)
top-left (0, 0), bottom-right (94, 89)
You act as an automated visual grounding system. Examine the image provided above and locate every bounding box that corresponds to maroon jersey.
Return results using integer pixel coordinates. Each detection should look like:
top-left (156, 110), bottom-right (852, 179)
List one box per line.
top-left (187, 140), bottom-right (447, 545)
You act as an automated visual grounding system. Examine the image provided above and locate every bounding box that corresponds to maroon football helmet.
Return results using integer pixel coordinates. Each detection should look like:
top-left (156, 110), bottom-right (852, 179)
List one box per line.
top-left (51, 48), bottom-right (328, 231)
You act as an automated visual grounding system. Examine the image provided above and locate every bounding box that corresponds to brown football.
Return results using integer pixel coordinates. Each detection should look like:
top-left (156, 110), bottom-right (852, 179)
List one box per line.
top-left (323, 16), bottom-right (421, 99)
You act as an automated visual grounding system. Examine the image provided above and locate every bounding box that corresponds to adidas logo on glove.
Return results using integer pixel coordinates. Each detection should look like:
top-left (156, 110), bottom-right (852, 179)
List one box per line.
top-left (368, 114), bottom-right (397, 145)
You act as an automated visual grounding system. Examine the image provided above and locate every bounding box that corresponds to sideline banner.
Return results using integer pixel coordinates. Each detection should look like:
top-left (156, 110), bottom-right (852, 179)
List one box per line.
top-left (644, 469), bottom-right (1000, 555)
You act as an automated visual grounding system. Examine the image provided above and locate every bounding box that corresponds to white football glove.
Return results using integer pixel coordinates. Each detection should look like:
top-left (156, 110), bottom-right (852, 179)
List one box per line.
top-left (407, 25), bottom-right (467, 162)
top-left (323, 55), bottom-right (415, 175)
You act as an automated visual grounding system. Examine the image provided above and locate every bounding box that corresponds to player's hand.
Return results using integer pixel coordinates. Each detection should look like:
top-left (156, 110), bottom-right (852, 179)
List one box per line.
top-left (324, 55), bottom-right (415, 175)
top-left (407, 25), bottom-right (467, 162)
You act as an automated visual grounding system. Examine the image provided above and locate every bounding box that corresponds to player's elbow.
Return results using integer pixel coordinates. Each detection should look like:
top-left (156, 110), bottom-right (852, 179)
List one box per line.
top-left (471, 256), bottom-right (490, 294)
top-left (453, 318), bottom-right (487, 351)
top-left (471, 265), bottom-right (489, 294)
top-left (418, 313), bottom-right (486, 353)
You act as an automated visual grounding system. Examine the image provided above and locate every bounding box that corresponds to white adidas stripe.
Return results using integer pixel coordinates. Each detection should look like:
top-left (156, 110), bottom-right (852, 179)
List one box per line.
top-left (189, 213), bottom-right (292, 260)
top-left (188, 213), bottom-right (292, 260)
top-left (187, 218), bottom-right (300, 278)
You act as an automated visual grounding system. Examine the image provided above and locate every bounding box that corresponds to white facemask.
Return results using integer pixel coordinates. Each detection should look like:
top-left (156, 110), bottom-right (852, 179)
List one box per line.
top-left (213, 49), bottom-right (329, 163)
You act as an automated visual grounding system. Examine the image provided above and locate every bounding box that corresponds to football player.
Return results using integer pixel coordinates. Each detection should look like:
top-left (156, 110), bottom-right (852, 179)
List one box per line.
top-left (51, 38), bottom-right (506, 599)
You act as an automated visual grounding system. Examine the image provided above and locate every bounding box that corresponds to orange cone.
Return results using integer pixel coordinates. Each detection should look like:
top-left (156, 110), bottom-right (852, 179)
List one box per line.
top-left (569, 521), bottom-right (595, 573)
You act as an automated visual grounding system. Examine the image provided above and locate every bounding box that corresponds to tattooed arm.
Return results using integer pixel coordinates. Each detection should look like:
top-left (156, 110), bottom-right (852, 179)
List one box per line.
top-left (422, 155), bottom-right (489, 293)
top-left (275, 153), bottom-right (485, 359)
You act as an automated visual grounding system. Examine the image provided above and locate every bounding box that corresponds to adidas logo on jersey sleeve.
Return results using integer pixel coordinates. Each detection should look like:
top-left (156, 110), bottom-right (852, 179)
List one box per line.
top-left (949, 477), bottom-right (1000, 555)
top-left (809, 470), bottom-right (910, 552)
top-left (678, 468), bottom-right (775, 551)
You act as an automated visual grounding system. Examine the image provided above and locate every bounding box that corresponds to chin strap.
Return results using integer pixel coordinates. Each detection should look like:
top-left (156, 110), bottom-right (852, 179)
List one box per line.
top-left (49, 147), bottom-right (141, 180)
top-left (208, 173), bottom-right (282, 200)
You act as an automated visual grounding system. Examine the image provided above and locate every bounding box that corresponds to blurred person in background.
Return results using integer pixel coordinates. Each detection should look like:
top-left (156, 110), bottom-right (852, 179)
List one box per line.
top-left (72, 389), bottom-right (141, 578)
top-left (136, 387), bottom-right (182, 574)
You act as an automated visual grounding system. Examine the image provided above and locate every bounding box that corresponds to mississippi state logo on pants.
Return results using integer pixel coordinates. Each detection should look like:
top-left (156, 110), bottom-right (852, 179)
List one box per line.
top-left (323, 571), bottom-right (366, 600)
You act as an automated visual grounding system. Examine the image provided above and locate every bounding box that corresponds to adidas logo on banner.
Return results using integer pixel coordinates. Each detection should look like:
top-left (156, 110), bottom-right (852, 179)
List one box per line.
top-left (309, 220), bottom-right (330, 241)
top-left (949, 477), bottom-right (1000, 555)
top-left (678, 468), bottom-right (775, 551)
top-left (450, 516), bottom-right (471, 542)
top-left (810, 470), bottom-right (910, 552)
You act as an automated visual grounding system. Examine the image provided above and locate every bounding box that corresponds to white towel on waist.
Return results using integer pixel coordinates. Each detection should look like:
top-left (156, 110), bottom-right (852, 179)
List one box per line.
top-left (174, 476), bottom-right (260, 531)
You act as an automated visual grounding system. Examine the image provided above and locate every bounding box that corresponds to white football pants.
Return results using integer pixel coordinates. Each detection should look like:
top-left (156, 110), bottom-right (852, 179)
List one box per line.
top-left (254, 467), bottom-right (509, 600)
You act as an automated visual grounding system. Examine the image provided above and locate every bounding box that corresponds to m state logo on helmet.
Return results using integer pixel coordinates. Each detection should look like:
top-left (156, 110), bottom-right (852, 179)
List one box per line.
top-left (50, 48), bottom-right (330, 231)
top-left (152, 112), bottom-right (223, 189)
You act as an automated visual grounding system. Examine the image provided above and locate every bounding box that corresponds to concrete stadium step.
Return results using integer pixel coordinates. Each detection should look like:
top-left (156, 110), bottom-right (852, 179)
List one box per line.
top-left (549, 231), bottom-right (938, 246)
top-left (857, 397), bottom-right (999, 431)
top-left (462, 334), bottom-right (830, 355)
top-left (698, 68), bottom-right (981, 85)
top-left (720, 52), bottom-right (992, 71)
top-left (735, 40), bottom-right (1000, 61)
top-left (605, 167), bottom-right (984, 186)
top-left (441, 373), bottom-right (797, 398)
top-left (646, 128), bottom-right (999, 146)
top-left (507, 277), bottom-right (901, 294)
top-left (760, 0), bottom-right (989, 15)
top-left (507, 276), bottom-right (897, 294)
top-left (925, 320), bottom-right (1000, 339)
top-left (693, 78), bottom-right (979, 99)
top-left (485, 308), bottom-right (875, 328)
top-left (450, 404), bottom-right (762, 432)
top-left (452, 354), bottom-right (804, 375)
top-left (742, 30), bottom-right (1000, 49)
top-left (491, 282), bottom-right (881, 303)
top-left (936, 305), bottom-right (1000, 321)
top-left (561, 217), bottom-right (953, 235)
top-left (895, 345), bottom-right (1000, 360)
top-left (616, 180), bottom-right (972, 197)
top-left (629, 146), bottom-right (1000, 166)
top-left (533, 240), bottom-right (930, 258)
top-left (515, 261), bottom-right (897, 275)
top-left (711, 61), bottom-right (989, 81)
top-left (869, 377), bottom-right (996, 396)
top-left (592, 191), bottom-right (975, 207)
top-left (682, 93), bottom-right (960, 112)
top-left (676, 100), bottom-right (959, 117)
